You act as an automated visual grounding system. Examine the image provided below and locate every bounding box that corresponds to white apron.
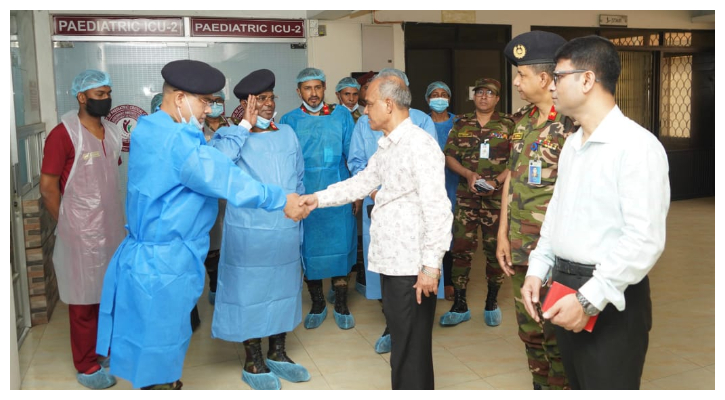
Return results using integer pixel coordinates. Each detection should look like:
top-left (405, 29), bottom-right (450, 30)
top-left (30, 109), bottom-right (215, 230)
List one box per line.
top-left (52, 110), bottom-right (125, 304)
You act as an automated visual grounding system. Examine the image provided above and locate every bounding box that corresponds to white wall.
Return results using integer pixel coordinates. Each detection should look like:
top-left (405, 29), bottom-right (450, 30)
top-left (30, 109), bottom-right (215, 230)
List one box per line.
top-left (307, 22), bottom-right (363, 104)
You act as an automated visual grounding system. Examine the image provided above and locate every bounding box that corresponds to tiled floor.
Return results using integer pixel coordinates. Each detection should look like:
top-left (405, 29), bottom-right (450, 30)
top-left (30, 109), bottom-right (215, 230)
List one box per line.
top-left (18, 197), bottom-right (715, 389)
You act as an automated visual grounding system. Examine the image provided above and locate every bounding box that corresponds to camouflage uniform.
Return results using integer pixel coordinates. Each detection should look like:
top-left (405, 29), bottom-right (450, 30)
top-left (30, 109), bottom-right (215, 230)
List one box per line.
top-left (351, 108), bottom-right (363, 124)
top-left (444, 112), bottom-right (515, 291)
top-left (507, 103), bottom-right (576, 389)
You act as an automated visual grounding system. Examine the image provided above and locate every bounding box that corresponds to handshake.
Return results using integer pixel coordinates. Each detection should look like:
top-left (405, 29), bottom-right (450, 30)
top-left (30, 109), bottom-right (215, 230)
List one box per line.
top-left (283, 193), bottom-right (321, 222)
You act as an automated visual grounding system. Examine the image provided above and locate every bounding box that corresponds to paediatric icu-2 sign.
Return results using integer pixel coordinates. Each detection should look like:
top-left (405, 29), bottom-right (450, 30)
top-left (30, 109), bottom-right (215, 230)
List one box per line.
top-left (190, 18), bottom-right (305, 38)
top-left (53, 16), bottom-right (184, 37)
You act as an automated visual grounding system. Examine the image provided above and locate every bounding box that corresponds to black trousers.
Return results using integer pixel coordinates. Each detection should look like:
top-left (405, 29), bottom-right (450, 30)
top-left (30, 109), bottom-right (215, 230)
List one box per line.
top-left (552, 259), bottom-right (652, 390)
top-left (381, 274), bottom-right (437, 390)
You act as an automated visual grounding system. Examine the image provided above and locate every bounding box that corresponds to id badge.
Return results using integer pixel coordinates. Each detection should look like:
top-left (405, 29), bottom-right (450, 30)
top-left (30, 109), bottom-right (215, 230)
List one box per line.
top-left (528, 160), bottom-right (542, 185)
top-left (479, 140), bottom-right (490, 159)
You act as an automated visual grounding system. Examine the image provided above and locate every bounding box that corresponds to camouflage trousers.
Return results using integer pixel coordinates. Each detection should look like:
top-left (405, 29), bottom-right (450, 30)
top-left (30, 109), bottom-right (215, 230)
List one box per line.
top-left (512, 266), bottom-right (569, 389)
top-left (450, 205), bottom-right (503, 290)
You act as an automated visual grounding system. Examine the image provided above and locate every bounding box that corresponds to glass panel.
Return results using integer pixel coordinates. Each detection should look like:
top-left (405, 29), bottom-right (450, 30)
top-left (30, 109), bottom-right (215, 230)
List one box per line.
top-left (660, 54), bottom-right (693, 149)
top-left (11, 11), bottom-right (42, 126)
top-left (616, 51), bottom-right (653, 131)
top-left (664, 32), bottom-right (692, 47)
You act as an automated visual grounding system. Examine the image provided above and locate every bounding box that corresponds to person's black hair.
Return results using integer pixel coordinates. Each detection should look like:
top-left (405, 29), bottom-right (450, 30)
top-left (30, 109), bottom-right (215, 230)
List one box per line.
top-left (554, 35), bottom-right (621, 95)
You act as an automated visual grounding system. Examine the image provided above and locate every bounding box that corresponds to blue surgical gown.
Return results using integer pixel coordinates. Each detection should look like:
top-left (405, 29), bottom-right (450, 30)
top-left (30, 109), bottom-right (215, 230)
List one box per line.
top-left (96, 111), bottom-right (286, 388)
top-left (209, 124), bottom-right (305, 342)
top-left (432, 112), bottom-right (460, 214)
top-left (279, 105), bottom-right (357, 280)
top-left (348, 109), bottom-right (443, 299)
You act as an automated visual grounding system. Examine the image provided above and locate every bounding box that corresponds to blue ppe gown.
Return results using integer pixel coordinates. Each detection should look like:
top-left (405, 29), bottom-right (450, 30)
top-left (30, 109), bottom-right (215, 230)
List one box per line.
top-left (209, 124), bottom-right (305, 342)
top-left (348, 109), bottom-right (444, 299)
top-left (432, 112), bottom-right (460, 216)
top-left (279, 105), bottom-right (357, 280)
top-left (96, 111), bottom-right (287, 388)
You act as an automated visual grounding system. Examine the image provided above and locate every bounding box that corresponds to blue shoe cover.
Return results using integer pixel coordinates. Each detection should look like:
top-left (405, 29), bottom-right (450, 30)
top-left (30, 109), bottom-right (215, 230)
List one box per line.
top-left (374, 334), bottom-right (391, 354)
top-left (439, 310), bottom-right (471, 326)
top-left (208, 291), bottom-right (216, 305)
top-left (76, 366), bottom-right (116, 389)
top-left (484, 307), bottom-right (502, 327)
top-left (98, 356), bottom-right (110, 369)
top-left (355, 282), bottom-right (366, 297)
top-left (326, 287), bottom-right (335, 304)
top-left (333, 310), bottom-right (355, 329)
top-left (242, 370), bottom-right (281, 390)
top-left (266, 359), bottom-right (311, 383)
top-left (304, 306), bottom-right (327, 329)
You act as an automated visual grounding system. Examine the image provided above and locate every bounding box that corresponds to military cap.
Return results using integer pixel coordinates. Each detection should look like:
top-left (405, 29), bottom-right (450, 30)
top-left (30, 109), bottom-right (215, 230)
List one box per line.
top-left (161, 60), bottom-right (225, 94)
top-left (356, 71), bottom-right (375, 87)
top-left (504, 31), bottom-right (567, 66)
top-left (472, 78), bottom-right (501, 95)
top-left (234, 69), bottom-right (276, 100)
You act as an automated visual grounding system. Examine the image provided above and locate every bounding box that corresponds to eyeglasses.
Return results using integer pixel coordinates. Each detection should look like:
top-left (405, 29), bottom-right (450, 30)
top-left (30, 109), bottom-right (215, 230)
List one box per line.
top-left (474, 89), bottom-right (497, 98)
top-left (256, 95), bottom-right (278, 103)
top-left (552, 69), bottom-right (589, 85)
top-left (210, 100), bottom-right (224, 106)
top-left (191, 93), bottom-right (215, 107)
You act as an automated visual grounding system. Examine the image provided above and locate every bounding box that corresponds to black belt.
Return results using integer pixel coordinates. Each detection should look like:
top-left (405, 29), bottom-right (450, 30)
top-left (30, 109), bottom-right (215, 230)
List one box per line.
top-left (554, 257), bottom-right (595, 277)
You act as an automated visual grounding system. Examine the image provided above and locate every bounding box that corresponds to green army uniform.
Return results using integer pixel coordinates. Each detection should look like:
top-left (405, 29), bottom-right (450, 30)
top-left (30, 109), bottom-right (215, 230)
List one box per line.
top-left (444, 111), bottom-right (515, 294)
top-left (351, 108), bottom-right (363, 123)
top-left (507, 103), bottom-right (576, 389)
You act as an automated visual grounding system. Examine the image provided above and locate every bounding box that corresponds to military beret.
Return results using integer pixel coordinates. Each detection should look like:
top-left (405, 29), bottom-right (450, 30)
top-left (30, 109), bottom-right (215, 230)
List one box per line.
top-left (234, 69), bottom-right (276, 100)
top-left (504, 31), bottom-right (567, 66)
top-left (356, 71), bottom-right (375, 87)
top-left (161, 60), bottom-right (225, 94)
top-left (472, 78), bottom-right (501, 95)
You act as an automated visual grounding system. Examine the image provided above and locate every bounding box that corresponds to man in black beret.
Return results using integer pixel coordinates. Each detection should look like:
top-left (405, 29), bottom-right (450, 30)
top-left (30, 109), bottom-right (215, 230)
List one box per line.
top-left (96, 60), bottom-right (309, 390)
top-left (495, 31), bottom-right (577, 390)
top-left (209, 69), bottom-right (310, 390)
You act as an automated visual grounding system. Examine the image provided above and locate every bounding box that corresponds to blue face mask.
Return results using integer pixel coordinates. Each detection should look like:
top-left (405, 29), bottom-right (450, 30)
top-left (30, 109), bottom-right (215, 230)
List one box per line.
top-left (255, 115), bottom-right (272, 130)
top-left (345, 103), bottom-right (359, 113)
top-left (208, 103), bottom-right (224, 118)
top-left (302, 100), bottom-right (324, 113)
top-left (177, 94), bottom-right (203, 131)
top-left (429, 98), bottom-right (449, 113)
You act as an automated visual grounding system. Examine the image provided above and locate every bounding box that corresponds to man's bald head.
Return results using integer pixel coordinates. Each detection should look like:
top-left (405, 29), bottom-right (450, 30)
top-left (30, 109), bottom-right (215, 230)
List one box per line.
top-left (369, 75), bottom-right (411, 110)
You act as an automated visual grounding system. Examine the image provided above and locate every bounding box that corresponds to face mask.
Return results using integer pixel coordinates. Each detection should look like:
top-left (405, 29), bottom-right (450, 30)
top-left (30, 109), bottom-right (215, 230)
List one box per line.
top-left (177, 94), bottom-right (203, 131)
top-left (429, 98), bottom-right (449, 113)
top-left (208, 103), bottom-right (224, 118)
top-left (255, 111), bottom-right (277, 130)
top-left (86, 98), bottom-right (112, 117)
top-left (302, 100), bottom-right (324, 113)
top-left (346, 103), bottom-right (359, 113)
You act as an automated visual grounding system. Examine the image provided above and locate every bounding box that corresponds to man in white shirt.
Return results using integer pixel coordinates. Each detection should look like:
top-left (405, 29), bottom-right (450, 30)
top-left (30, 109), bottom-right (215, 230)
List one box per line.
top-left (299, 74), bottom-right (453, 390)
top-left (522, 35), bottom-right (670, 389)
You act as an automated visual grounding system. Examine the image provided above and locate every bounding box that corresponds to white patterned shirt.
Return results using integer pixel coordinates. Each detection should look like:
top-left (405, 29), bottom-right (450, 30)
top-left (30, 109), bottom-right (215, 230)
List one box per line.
top-left (317, 117), bottom-right (453, 276)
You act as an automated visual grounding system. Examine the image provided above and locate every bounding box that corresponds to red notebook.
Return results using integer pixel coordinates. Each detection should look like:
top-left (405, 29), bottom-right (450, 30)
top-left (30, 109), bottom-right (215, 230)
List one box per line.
top-left (541, 281), bottom-right (598, 333)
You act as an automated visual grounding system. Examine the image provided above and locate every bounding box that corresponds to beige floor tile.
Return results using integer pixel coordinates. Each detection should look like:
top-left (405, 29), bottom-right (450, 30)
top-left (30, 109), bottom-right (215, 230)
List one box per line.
top-left (648, 366), bottom-right (715, 390)
top-left (437, 378), bottom-right (496, 390)
top-left (447, 338), bottom-right (528, 378)
top-left (641, 347), bottom-right (702, 381)
top-left (431, 344), bottom-right (481, 388)
top-left (323, 364), bottom-right (391, 389)
top-left (482, 368), bottom-right (535, 390)
top-left (302, 337), bottom-right (389, 376)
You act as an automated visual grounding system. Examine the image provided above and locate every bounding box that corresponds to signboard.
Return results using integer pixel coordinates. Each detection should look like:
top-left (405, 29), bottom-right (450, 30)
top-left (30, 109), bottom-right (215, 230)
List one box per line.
top-left (53, 16), bottom-right (184, 37)
top-left (106, 104), bottom-right (148, 152)
top-left (599, 14), bottom-right (628, 27)
top-left (190, 18), bottom-right (305, 38)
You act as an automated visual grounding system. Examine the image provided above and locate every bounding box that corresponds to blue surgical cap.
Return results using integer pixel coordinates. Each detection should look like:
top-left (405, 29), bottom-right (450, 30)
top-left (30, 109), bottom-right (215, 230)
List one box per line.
top-left (296, 67), bottom-right (326, 83)
top-left (376, 68), bottom-right (410, 87)
top-left (335, 77), bottom-right (361, 93)
top-left (425, 81), bottom-right (452, 100)
top-left (212, 89), bottom-right (225, 101)
top-left (150, 93), bottom-right (163, 113)
top-left (71, 69), bottom-right (112, 97)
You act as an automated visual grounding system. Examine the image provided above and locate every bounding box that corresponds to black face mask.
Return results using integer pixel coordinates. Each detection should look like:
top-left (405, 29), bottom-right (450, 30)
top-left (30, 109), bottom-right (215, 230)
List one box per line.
top-left (86, 98), bottom-right (112, 117)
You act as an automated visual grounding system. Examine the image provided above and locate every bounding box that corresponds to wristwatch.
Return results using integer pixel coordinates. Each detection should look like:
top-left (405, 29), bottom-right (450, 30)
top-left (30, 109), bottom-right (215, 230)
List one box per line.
top-left (575, 291), bottom-right (600, 316)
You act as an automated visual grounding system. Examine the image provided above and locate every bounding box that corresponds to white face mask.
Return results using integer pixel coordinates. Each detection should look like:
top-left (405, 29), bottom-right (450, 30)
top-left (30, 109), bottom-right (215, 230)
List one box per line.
top-left (345, 103), bottom-right (359, 113)
top-left (302, 100), bottom-right (324, 113)
top-left (177, 94), bottom-right (203, 131)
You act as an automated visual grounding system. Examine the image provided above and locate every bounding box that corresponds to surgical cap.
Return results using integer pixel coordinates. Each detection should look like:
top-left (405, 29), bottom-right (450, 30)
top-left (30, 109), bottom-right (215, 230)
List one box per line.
top-left (335, 77), bottom-right (361, 93)
top-left (296, 67), bottom-right (326, 83)
top-left (150, 93), bottom-right (163, 113)
top-left (212, 89), bottom-right (225, 101)
top-left (425, 81), bottom-right (452, 100)
top-left (376, 68), bottom-right (409, 87)
top-left (71, 69), bottom-right (112, 97)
